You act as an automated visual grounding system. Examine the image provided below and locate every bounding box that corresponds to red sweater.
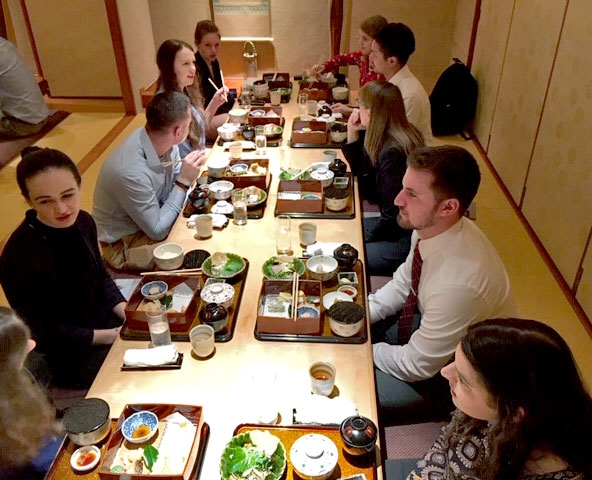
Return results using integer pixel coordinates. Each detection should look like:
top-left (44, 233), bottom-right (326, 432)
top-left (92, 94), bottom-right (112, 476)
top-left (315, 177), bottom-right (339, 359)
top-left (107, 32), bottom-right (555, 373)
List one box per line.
top-left (322, 50), bottom-right (385, 86)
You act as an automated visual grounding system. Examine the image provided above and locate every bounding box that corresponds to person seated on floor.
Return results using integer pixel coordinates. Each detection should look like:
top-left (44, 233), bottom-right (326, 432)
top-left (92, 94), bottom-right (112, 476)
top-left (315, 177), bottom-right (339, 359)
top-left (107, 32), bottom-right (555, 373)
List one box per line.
top-left (194, 20), bottom-right (234, 115)
top-left (0, 147), bottom-right (125, 388)
top-left (386, 318), bottom-right (592, 480)
top-left (0, 307), bottom-right (62, 480)
top-left (0, 37), bottom-right (49, 138)
top-left (342, 80), bottom-right (424, 275)
top-left (311, 14), bottom-right (387, 116)
top-left (93, 91), bottom-right (207, 271)
top-left (370, 145), bottom-right (514, 424)
top-left (370, 22), bottom-right (433, 144)
top-left (157, 39), bottom-right (229, 149)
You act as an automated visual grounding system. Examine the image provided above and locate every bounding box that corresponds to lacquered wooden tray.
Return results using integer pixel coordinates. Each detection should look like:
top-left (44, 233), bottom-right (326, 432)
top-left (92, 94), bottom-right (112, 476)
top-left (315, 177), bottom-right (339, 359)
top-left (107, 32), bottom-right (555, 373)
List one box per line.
top-left (120, 260), bottom-right (249, 342)
top-left (233, 423), bottom-right (377, 480)
top-left (217, 117), bottom-right (285, 147)
top-left (255, 259), bottom-right (368, 344)
top-left (274, 173), bottom-right (355, 220)
top-left (98, 404), bottom-right (202, 480)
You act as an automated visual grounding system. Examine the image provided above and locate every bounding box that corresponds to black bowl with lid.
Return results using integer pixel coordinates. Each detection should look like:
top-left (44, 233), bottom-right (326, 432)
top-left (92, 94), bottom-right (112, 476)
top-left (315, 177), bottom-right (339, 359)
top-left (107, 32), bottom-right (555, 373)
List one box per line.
top-left (333, 243), bottom-right (358, 270)
top-left (199, 302), bottom-right (229, 332)
top-left (339, 415), bottom-right (378, 456)
top-left (63, 398), bottom-right (111, 446)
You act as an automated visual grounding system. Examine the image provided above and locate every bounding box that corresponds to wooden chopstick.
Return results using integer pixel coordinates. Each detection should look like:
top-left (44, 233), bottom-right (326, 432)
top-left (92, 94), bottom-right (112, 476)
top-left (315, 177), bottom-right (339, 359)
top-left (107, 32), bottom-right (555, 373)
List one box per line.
top-left (141, 267), bottom-right (202, 276)
top-left (208, 77), bottom-right (228, 102)
top-left (291, 271), bottom-right (299, 321)
top-left (161, 159), bottom-right (183, 167)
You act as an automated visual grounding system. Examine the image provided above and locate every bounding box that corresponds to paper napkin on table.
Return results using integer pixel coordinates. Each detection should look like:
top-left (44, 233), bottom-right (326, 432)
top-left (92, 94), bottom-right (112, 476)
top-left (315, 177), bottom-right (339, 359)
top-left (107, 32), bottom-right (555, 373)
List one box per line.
top-left (293, 394), bottom-right (358, 425)
top-left (123, 344), bottom-right (179, 367)
top-left (306, 242), bottom-right (343, 257)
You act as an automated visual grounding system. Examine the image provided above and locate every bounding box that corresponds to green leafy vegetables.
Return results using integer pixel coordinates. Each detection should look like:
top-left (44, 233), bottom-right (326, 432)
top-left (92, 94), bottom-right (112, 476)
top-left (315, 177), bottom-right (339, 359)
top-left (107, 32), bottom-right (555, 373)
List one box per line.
top-left (143, 445), bottom-right (159, 470)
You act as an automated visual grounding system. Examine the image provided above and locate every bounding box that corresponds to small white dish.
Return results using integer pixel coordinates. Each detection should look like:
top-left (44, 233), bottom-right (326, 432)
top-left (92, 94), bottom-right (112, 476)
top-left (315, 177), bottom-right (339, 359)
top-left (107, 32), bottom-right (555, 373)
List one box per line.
top-left (70, 445), bottom-right (101, 472)
top-left (200, 282), bottom-right (235, 309)
top-left (290, 434), bottom-right (338, 480)
top-left (211, 200), bottom-right (234, 215)
top-left (322, 291), bottom-right (353, 310)
top-left (122, 411), bottom-right (158, 444)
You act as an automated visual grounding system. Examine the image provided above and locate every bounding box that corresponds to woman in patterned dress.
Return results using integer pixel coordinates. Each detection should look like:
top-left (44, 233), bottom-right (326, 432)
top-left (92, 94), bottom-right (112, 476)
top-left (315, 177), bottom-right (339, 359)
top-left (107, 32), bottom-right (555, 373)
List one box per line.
top-left (386, 318), bottom-right (591, 480)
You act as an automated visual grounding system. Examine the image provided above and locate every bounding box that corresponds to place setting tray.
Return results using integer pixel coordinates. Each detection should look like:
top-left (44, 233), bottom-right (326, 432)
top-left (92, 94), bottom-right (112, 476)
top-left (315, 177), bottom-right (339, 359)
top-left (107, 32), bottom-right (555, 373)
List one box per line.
top-left (217, 115), bottom-right (286, 148)
top-left (274, 173), bottom-right (356, 220)
top-left (289, 118), bottom-right (346, 149)
top-left (232, 423), bottom-right (377, 480)
top-left (120, 259), bottom-right (249, 343)
top-left (254, 259), bottom-right (368, 344)
top-left (45, 404), bottom-right (209, 480)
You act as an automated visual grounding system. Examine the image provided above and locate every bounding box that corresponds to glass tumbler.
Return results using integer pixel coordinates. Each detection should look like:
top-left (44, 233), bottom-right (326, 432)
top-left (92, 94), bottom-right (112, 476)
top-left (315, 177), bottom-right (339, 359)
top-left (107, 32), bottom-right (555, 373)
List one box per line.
top-left (275, 215), bottom-right (292, 254)
top-left (232, 188), bottom-right (248, 226)
top-left (297, 92), bottom-right (308, 115)
top-left (147, 312), bottom-right (171, 347)
top-left (255, 125), bottom-right (266, 155)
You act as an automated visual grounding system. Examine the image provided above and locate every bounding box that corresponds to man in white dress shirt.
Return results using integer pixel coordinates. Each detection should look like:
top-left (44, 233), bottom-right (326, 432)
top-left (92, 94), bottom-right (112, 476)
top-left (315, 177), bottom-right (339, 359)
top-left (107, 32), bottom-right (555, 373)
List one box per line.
top-left (370, 145), bottom-right (514, 423)
top-left (370, 23), bottom-right (433, 145)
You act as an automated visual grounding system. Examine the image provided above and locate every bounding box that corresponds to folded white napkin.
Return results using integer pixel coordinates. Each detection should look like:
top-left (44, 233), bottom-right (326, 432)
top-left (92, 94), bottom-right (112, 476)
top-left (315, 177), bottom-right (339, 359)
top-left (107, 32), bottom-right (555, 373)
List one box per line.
top-left (306, 242), bottom-right (343, 257)
top-left (123, 344), bottom-right (179, 367)
top-left (293, 394), bottom-right (358, 425)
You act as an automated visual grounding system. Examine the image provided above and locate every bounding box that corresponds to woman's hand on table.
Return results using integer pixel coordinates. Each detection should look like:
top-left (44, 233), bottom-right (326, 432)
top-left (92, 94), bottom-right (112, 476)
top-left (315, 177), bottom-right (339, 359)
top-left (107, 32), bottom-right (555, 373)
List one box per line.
top-left (331, 103), bottom-right (353, 116)
top-left (347, 108), bottom-right (364, 143)
top-left (92, 326), bottom-right (122, 345)
top-left (178, 150), bottom-right (208, 186)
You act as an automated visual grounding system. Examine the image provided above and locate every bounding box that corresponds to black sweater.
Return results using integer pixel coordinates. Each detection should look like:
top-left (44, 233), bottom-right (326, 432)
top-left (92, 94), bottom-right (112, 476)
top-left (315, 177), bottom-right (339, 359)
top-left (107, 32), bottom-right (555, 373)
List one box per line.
top-left (0, 210), bottom-right (124, 359)
top-left (342, 137), bottom-right (409, 241)
top-left (195, 52), bottom-right (233, 114)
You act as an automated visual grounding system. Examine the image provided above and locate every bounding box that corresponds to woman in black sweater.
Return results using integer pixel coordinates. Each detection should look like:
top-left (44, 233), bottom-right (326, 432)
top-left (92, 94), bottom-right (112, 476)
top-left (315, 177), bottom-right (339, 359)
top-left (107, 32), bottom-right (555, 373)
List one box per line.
top-left (0, 147), bottom-right (125, 388)
top-left (342, 80), bottom-right (424, 275)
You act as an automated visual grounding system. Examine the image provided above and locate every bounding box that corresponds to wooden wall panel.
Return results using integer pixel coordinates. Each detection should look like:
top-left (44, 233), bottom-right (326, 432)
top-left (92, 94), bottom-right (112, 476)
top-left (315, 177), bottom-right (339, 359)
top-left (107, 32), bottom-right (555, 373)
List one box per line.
top-left (577, 241), bottom-right (592, 319)
top-left (471, 0), bottom-right (514, 151)
top-left (25, 0), bottom-right (121, 97)
top-left (487, 0), bottom-right (565, 203)
top-left (522, 0), bottom-right (592, 285)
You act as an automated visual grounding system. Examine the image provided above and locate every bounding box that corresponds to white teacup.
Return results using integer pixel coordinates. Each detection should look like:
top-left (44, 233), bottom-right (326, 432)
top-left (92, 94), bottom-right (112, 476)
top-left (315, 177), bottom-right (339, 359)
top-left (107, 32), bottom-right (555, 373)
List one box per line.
top-left (309, 361), bottom-right (336, 396)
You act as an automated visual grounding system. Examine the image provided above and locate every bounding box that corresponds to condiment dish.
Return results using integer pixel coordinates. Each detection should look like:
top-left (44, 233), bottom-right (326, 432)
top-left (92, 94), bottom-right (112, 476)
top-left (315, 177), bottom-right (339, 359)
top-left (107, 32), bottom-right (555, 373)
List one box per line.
top-left (70, 445), bottom-right (101, 472)
top-left (122, 411), bottom-right (158, 444)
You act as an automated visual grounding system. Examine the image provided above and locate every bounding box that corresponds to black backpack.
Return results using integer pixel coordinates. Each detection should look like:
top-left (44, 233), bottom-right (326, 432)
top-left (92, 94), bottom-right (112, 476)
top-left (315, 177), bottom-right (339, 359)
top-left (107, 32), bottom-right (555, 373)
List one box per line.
top-left (430, 59), bottom-right (478, 137)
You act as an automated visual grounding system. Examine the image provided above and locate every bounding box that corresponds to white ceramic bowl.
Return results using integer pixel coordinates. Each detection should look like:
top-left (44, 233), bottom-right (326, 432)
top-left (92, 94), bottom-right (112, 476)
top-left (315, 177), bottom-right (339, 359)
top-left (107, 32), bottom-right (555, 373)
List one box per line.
top-left (208, 157), bottom-right (231, 178)
top-left (211, 200), bottom-right (234, 215)
top-left (310, 168), bottom-right (334, 188)
top-left (141, 280), bottom-right (168, 300)
top-left (332, 86), bottom-right (349, 100)
top-left (306, 255), bottom-right (338, 282)
top-left (153, 243), bottom-right (184, 270)
top-left (217, 124), bottom-right (238, 141)
top-left (228, 108), bottom-right (249, 124)
top-left (328, 315), bottom-right (363, 337)
top-left (329, 129), bottom-right (348, 143)
top-left (209, 180), bottom-right (234, 200)
top-left (290, 434), bottom-right (338, 480)
top-left (200, 282), bottom-right (235, 309)
top-left (70, 445), bottom-right (101, 472)
top-left (337, 285), bottom-right (358, 299)
top-left (320, 76), bottom-right (337, 89)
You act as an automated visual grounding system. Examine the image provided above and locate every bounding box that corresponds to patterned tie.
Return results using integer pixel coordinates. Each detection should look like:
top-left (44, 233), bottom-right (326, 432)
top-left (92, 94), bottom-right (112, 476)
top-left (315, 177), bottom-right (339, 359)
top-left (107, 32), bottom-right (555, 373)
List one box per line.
top-left (398, 240), bottom-right (423, 344)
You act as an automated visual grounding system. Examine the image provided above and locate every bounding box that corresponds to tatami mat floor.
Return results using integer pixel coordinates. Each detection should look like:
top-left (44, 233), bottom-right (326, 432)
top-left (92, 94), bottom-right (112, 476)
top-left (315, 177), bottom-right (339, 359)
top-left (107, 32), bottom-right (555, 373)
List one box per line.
top-left (0, 113), bottom-right (589, 384)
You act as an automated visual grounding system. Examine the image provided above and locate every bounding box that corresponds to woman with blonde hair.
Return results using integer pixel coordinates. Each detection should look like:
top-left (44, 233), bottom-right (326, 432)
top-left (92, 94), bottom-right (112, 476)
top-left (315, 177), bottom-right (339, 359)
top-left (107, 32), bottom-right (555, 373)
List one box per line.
top-left (343, 79), bottom-right (424, 275)
top-left (156, 39), bottom-right (228, 154)
top-left (0, 307), bottom-right (61, 479)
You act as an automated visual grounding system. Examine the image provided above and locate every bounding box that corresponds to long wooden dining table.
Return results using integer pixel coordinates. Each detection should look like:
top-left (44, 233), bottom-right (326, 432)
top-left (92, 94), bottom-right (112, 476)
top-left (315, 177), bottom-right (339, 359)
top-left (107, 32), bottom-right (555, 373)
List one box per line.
top-left (87, 87), bottom-right (382, 479)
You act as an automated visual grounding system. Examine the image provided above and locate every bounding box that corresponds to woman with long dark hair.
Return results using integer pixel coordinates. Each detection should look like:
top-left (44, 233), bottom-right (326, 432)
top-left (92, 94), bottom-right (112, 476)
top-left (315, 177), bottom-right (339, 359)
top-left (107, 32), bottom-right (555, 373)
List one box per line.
top-left (0, 307), bottom-right (61, 479)
top-left (343, 80), bottom-right (424, 275)
top-left (387, 318), bottom-right (592, 480)
top-left (156, 39), bottom-right (228, 153)
top-left (0, 147), bottom-right (125, 388)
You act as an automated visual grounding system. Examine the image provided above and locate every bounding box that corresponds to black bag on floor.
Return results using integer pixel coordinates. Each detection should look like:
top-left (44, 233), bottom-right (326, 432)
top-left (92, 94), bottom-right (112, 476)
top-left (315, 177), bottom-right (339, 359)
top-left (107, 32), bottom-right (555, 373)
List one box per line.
top-left (430, 58), bottom-right (478, 136)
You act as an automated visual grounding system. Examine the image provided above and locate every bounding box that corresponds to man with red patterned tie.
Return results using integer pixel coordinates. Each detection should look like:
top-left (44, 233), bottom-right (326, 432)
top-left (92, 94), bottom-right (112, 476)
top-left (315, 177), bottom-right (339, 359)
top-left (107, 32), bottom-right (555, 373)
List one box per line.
top-left (369, 145), bottom-right (514, 424)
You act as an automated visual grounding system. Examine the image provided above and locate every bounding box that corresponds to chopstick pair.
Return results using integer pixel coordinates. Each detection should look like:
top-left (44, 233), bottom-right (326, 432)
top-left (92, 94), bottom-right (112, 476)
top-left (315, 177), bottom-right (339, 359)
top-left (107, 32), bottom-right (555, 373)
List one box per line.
top-left (141, 267), bottom-right (202, 277)
top-left (208, 76), bottom-right (228, 102)
top-left (161, 159), bottom-right (183, 168)
top-left (291, 272), bottom-right (299, 322)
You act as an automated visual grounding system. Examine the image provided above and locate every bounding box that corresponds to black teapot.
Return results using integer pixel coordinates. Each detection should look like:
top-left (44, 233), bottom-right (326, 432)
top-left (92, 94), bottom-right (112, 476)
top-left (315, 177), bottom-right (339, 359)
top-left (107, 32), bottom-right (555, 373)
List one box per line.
top-left (329, 158), bottom-right (347, 177)
top-left (333, 243), bottom-right (358, 270)
top-left (199, 302), bottom-right (228, 332)
top-left (317, 104), bottom-right (332, 117)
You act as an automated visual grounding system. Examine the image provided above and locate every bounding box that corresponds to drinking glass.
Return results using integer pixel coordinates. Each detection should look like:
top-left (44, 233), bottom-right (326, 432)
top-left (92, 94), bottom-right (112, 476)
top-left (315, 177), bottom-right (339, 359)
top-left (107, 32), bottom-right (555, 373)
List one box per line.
top-left (147, 313), bottom-right (171, 347)
top-left (232, 189), bottom-right (248, 226)
top-left (279, 145), bottom-right (291, 171)
top-left (297, 92), bottom-right (308, 115)
top-left (255, 125), bottom-right (266, 155)
top-left (276, 215), bottom-right (291, 254)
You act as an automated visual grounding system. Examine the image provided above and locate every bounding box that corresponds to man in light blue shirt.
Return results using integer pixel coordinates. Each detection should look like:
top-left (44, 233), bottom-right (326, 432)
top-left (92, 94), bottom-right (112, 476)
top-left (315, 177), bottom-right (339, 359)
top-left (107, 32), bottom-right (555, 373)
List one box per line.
top-left (93, 91), bottom-right (206, 270)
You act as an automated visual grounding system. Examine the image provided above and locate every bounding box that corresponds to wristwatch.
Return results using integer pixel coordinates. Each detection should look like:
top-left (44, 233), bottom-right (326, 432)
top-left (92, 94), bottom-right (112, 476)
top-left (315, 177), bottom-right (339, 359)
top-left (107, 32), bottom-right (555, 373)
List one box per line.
top-left (175, 180), bottom-right (190, 191)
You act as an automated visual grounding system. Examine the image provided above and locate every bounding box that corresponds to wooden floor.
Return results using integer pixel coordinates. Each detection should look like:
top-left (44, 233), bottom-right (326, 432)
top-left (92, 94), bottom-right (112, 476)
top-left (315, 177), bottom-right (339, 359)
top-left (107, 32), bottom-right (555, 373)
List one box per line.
top-left (0, 112), bottom-right (590, 385)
